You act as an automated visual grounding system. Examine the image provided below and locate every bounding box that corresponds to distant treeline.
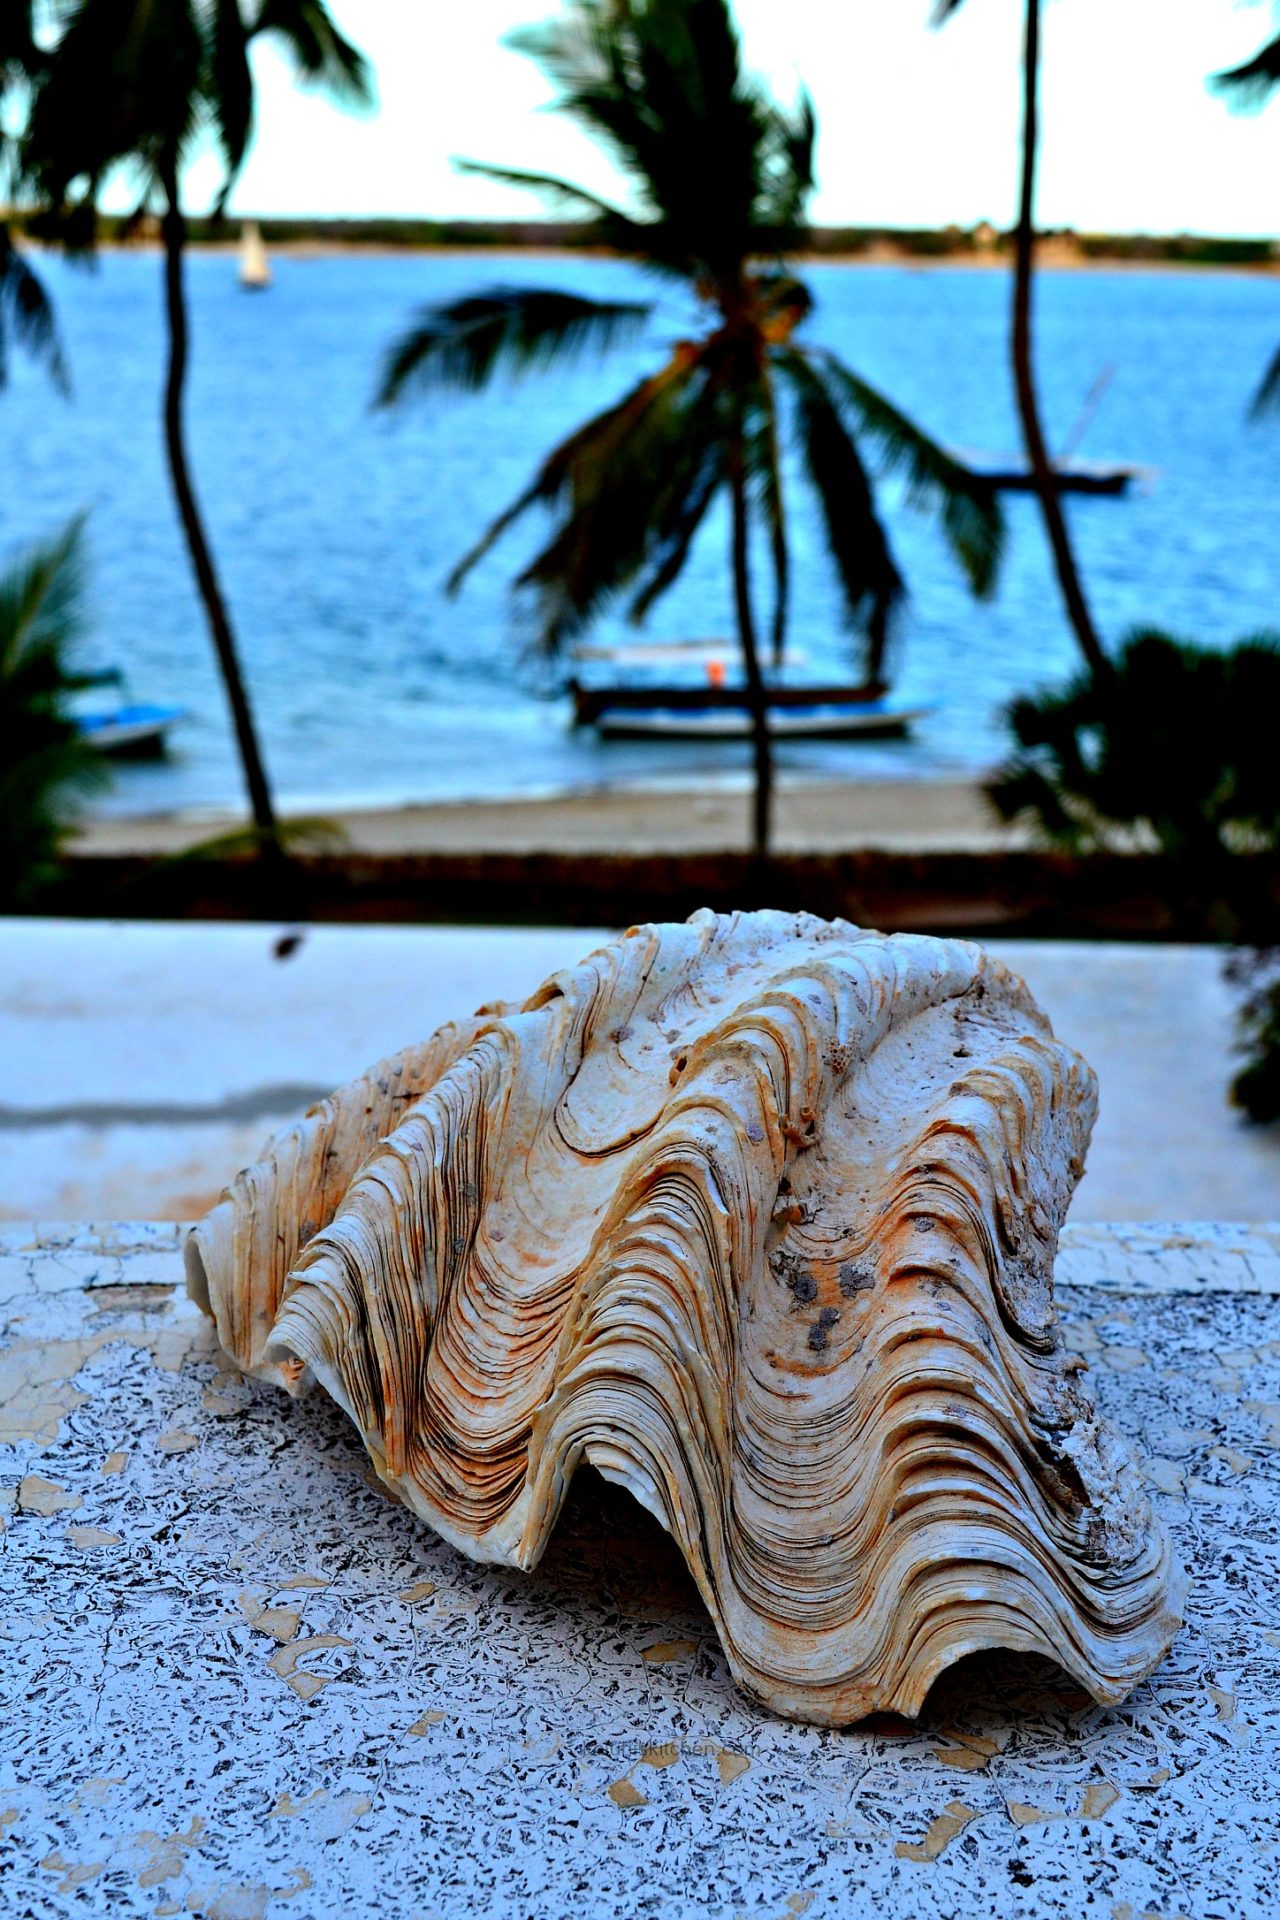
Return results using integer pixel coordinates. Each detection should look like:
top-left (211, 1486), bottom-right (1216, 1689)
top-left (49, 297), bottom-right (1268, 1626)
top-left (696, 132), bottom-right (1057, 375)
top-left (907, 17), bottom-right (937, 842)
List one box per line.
top-left (29, 213), bottom-right (1280, 266)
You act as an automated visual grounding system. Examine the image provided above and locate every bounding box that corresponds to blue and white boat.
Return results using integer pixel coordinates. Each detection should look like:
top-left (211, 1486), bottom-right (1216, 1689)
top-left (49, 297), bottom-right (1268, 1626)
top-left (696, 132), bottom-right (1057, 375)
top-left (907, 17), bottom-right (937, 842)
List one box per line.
top-left (72, 669), bottom-right (185, 757)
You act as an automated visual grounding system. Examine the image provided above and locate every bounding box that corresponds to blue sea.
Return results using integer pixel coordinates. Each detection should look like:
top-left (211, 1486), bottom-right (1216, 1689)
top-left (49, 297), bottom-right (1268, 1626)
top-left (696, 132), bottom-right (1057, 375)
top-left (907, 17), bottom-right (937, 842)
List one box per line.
top-left (2, 248), bottom-right (1278, 815)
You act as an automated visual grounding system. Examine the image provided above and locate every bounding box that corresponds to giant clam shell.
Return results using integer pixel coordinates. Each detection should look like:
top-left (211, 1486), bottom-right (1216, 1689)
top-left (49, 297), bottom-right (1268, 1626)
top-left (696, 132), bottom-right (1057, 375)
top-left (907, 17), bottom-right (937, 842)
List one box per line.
top-left (187, 911), bottom-right (1183, 1724)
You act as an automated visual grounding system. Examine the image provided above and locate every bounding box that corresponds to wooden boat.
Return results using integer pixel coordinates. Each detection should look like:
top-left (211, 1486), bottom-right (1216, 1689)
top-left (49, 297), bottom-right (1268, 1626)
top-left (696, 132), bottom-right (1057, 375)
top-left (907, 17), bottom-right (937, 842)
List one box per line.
top-left (73, 670), bottom-right (184, 757)
top-left (238, 221), bottom-right (271, 291)
top-left (569, 643), bottom-right (926, 741)
top-left (587, 694), bottom-right (927, 741)
top-left (956, 451), bottom-right (1143, 496)
top-left (952, 365), bottom-right (1147, 496)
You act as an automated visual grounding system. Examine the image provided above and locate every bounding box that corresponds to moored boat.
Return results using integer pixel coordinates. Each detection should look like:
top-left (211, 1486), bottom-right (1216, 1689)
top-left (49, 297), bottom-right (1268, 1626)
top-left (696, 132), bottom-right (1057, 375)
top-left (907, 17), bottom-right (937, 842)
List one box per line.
top-left (954, 450), bottom-right (1145, 496)
top-left (72, 670), bottom-right (185, 757)
top-left (569, 642), bottom-right (926, 741)
top-left (238, 220), bottom-right (272, 291)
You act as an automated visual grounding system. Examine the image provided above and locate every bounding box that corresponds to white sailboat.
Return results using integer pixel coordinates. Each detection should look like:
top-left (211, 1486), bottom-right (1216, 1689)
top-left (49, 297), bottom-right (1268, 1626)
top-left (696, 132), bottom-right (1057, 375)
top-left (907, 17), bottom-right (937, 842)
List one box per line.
top-left (238, 220), bottom-right (271, 290)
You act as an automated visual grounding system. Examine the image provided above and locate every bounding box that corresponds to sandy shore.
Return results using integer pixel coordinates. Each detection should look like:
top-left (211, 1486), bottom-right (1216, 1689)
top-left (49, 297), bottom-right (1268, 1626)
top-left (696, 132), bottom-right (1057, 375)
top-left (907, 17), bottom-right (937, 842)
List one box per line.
top-left (74, 777), bottom-right (1030, 860)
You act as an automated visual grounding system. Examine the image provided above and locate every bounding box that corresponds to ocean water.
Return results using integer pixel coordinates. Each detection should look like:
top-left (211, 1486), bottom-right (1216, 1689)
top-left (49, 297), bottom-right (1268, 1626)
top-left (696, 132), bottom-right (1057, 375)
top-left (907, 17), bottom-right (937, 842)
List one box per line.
top-left (1, 248), bottom-right (1278, 815)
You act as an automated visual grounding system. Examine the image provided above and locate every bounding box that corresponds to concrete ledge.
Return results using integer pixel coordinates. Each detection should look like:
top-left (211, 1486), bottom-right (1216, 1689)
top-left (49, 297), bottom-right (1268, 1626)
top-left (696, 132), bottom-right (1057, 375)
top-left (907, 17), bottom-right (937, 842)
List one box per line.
top-left (44, 844), bottom-right (1280, 940)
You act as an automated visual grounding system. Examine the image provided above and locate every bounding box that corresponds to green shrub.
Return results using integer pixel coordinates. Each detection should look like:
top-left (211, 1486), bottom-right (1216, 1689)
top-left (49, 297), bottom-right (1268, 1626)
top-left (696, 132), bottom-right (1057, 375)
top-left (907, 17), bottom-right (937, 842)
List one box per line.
top-left (989, 627), bottom-right (1280, 865)
top-left (991, 628), bottom-right (1280, 1126)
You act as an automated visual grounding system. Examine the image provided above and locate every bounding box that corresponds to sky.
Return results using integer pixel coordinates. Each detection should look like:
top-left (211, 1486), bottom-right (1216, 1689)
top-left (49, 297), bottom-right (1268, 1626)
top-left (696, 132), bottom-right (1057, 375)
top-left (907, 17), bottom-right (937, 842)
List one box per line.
top-left (172, 0), bottom-right (1280, 237)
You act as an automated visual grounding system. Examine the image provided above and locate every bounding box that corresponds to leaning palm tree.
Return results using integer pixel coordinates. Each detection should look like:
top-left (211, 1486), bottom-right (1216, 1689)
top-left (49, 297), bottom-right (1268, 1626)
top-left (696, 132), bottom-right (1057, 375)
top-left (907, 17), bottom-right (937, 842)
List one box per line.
top-left (25, 1), bottom-right (370, 852)
top-left (934, 0), bottom-right (1107, 677)
top-left (1213, 4), bottom-right (1280, 412)
top-left (0, 4), bottom-right (66, 392)
top-left (378, 0), bottom-right (1003, 858)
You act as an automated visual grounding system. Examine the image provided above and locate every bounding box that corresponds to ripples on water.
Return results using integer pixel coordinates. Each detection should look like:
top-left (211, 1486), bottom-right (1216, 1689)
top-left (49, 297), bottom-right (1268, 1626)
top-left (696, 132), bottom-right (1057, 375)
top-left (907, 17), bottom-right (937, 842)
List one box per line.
top-left (1, 250), bottom-right (1277, 814)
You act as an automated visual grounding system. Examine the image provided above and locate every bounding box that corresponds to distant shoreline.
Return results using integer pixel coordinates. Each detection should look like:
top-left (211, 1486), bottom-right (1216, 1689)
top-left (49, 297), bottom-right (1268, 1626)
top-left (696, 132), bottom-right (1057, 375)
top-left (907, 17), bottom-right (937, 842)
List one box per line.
top-left (20, 215), bottom-right (1280, 273)
top-left (59, 240), bottom-right (1280, 277)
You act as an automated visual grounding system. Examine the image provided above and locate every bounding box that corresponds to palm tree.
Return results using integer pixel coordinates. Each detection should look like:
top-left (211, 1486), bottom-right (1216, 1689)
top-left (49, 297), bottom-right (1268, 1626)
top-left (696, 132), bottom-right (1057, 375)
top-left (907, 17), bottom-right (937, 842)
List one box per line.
top-left (378, 0), bottom-right (1004, 859)
top-left (0, 4), bottom-right (66, 392)
top-left (25, 2), bottom-right (370, 852)
top-left (1213, 5), bottom-right (1280, 412)
top-left (934, 0), bottom-right (1107, 677)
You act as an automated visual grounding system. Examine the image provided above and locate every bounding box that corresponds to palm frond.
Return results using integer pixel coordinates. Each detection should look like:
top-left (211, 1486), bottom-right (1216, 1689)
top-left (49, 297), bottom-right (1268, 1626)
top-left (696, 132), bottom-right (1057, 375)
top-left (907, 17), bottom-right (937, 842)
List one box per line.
top-left (516, 350), bottom-right (716, 647)
top-left (443, 358), bottom-right (692, 599)
top-left (454, 159), bottom-right (635, 229)
top-left (625, 447), bottom-right (723, 621)
top-left (0, 5), bottom-right (39, 73)
top-left (1252, 341), bottom-right (1280, 417)
top-left (507, 0), bottom-right (794, 278)
top-left (375, 286), bottom-right (652, 407)
top-left (25, 0), bottom-right (204, 203)
top-left (773, 348), bottom-right (903, 680)
top-left (0, 516), bottom-right (104, 907)
top-left (815, 354), bottom-right (1004, 597)
top-left (624, 355), bottom-right (734, 619)
top-left (755, 92), bottom-right (814, 239)
top-left (744, 373), bottom-right (789, 665)
top-left (252, 0), bottom-right (372, 106)
top-left (0, 224), bottom-right (69, 391)
top-left (1213, 32), bottom-right (1280, 109)
top-left (0, 516), bottom-right (87, 676)
top-left (210, 0), bottom-right (254, 184)
top-left (446, 343), bottom-right (718, 649)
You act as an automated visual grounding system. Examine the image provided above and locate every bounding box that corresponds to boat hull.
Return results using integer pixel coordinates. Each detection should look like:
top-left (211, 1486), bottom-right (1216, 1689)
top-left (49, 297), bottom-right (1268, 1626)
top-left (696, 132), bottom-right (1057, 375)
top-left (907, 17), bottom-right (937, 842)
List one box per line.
top-left (982, 466), bottom-right (1133, 496)
top-left (76, 704), bottom-right (184, 757)
top-left (590, 700), bottom-right (927, 741)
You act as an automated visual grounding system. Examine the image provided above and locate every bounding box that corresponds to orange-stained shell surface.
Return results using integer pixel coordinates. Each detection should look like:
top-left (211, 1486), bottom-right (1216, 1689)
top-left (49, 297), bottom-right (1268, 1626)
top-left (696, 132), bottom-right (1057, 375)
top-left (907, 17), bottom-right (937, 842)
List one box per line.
top-left (186, 911), bottom-right (1184, 1724)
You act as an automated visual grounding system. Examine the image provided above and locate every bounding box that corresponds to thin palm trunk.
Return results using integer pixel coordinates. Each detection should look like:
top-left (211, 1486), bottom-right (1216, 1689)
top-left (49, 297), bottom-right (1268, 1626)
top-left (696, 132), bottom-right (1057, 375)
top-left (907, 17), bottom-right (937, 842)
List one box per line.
top-left (1014, 0), bottom-right (1107, 678)
top-left (728, 438), bottom-right (772, 862)
top-left (160, 159), bottom-right (280, 846)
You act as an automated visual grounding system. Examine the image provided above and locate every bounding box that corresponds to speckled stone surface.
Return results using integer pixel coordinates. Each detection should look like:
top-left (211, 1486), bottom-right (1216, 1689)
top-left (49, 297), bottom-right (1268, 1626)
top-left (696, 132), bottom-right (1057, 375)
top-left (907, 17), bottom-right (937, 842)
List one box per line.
top-left (2, 1221), bottom-right (1278, 1920)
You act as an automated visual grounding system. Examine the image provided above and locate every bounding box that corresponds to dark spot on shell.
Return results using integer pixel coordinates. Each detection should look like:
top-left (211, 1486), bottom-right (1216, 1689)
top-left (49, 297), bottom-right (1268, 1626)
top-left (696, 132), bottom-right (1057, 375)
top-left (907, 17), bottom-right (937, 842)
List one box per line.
top-left (807, 1323), bottom-right (828, 1352)
top-left (746, 1122), bottom-right (764, 1143)
top-left (790, 1271), bottom-right (818, 1305)
top-left (611, 1024), bottom-right (633, 1044)
top-left (913, 1216), bottom-right (937, 1234)
top-left (838, 1263), bottom-right (874, 1297)
top-left (817, 1306), bottom-right (840, 1328)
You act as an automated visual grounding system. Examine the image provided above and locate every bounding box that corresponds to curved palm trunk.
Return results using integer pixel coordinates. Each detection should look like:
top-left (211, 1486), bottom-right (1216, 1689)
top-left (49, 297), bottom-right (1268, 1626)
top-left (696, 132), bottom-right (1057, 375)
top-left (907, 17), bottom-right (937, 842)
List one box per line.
top-left (728, 441), bottom-right (772, 863)
top-left (159, 162), bottom-right (280, 847)
top-left (1014, 0), bottom-right (1107, 678)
